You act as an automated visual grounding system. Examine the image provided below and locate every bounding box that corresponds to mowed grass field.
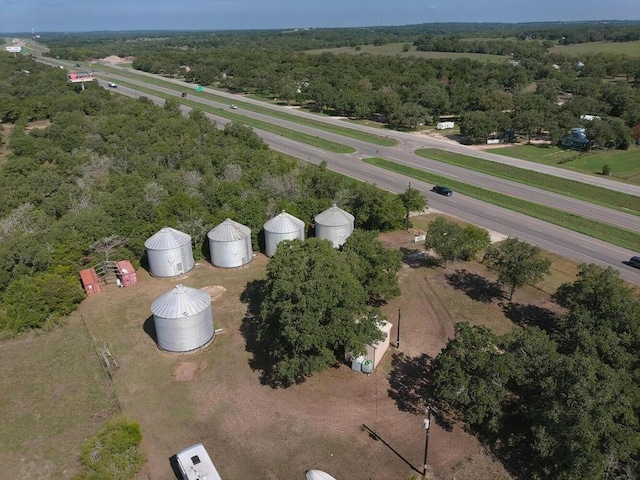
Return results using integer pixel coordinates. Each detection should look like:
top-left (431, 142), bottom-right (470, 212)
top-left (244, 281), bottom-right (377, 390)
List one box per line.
top-left (491, 144), bottom-right (640, 183)
top-left (550, 40), bottom-right (640, 57)
top-left (0, 221), bottom-right (587, 480)
top-left (305, 43), bottom-right (509, 63)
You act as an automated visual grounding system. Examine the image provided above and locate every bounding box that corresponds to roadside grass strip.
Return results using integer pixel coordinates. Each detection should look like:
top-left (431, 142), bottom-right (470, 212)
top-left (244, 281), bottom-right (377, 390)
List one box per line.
top-left (97, 66), bottom-right (397, 147)
top-left (364, 157), bottom-right (640, 252)
top-left (110, 78), bottom-right (355, 154)
top-left (415, 148), bottom-right (640, 216)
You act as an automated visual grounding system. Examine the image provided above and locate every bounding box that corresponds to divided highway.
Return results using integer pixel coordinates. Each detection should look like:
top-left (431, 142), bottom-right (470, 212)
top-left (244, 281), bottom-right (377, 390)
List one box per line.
top-left (42, 59), bottom-right (640, 285)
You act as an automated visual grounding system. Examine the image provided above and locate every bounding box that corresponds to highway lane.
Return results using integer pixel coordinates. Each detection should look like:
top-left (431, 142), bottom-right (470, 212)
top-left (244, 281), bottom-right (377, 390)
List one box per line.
top-left (101, 70), bottom-right (640, 234)
top-left (99, 79), bottom-right (640, 285)
top-left (100, 63), bottom-right (640, 197)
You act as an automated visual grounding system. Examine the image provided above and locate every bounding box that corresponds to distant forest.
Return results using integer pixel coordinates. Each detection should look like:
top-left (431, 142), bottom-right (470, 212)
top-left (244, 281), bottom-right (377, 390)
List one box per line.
top-left (41, 22), bottom-right (640, 144)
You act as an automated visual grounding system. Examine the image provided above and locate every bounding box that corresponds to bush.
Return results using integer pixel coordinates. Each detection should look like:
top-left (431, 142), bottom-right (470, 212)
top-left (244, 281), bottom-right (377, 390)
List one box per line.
top-left (75, 417), bottom-right (144, 480)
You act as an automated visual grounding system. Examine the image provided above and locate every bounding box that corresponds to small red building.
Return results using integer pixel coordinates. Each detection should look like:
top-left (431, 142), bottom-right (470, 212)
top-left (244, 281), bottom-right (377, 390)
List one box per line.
top-left (80, 268), bottom-right (102, 296)
top-left (116, 260), bottom-right (137, 287)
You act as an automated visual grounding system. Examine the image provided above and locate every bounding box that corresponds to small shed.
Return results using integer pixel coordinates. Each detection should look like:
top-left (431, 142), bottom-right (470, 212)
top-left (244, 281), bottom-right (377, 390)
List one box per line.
top-left (116, 260), bottom-right (137, 287)
top-left (363, 322), bottom-right (393, 370)
top-left (80, 268), bottom-right (102, 296)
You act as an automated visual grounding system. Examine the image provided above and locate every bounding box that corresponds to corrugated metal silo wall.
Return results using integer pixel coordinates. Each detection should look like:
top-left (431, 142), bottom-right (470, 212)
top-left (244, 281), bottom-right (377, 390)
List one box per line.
top-left (154, 303), bottom-right (214, 352)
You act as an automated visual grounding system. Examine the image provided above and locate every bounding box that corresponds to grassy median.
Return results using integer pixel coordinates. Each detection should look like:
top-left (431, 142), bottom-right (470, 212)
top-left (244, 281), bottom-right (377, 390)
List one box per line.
top-left (364, 157), bottom-right (640, 251)
top-left (415, 148), bottom-right (640, 216)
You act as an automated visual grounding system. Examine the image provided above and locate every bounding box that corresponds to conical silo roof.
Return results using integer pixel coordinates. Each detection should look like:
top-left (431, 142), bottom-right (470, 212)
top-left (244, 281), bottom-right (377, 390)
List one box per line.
top-left (315, 204), bottom-right (354, 227)
top-left (207, 218), bottom-right (251, 242)
top-left (264, 210), bottom-right (304, 234)
top-left (145, 227), bottom-right (191, 250)
top-left (151, 284), bottom-right (211, 318)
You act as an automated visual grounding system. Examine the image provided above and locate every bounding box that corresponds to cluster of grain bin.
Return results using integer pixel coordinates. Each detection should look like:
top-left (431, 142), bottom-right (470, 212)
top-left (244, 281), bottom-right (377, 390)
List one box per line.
top-left (263, 210), bottom-right (305, 257)
top-left (314, 204), bottom-right (354, 248)
top-left (150, 284), bottom-right (214, 353)
top-left (207, 218), bottom-right (252, 268)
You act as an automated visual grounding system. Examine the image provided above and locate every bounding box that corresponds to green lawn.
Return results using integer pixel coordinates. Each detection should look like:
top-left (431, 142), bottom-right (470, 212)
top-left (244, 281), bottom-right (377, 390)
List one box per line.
top-left (550, 41), bottom-right (640, 57)
top-left (364, 157), bottom-right (640, 252)
top-left (108, 78), bottom-right (357, 154)
top-left (304, 43), bottom-right (509, 63)
top-left (490, 144), bottom-right (640, 182)
top-left (415, 148), bottom-right (640, 215)
top-left (95, 65), bottom-right (397, 147)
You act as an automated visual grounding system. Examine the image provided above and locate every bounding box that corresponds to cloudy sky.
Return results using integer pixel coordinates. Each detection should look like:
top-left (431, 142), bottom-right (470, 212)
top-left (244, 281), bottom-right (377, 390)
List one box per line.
top-left (1, 0), bottom-right (638, 33)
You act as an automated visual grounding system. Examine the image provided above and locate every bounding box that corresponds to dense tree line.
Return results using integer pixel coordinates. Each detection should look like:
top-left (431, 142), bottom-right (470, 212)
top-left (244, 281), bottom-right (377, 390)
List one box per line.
top-left (414, 36), bottom-right (551, 57)
top-left (42, 21), bottom-right (640, 61)
top-left (0, 54), bottom-right (408, 335)
top-left (430, 264), bottom-right (640, 479)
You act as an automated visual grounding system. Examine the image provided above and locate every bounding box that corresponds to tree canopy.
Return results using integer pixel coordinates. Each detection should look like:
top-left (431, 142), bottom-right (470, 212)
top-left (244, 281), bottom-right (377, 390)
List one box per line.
top-left (430, 264), bottom-right (640, 479)
top-left (483, 237), bottom-right (551, 300)
top-left (256, 238), bottom-right (384, 386)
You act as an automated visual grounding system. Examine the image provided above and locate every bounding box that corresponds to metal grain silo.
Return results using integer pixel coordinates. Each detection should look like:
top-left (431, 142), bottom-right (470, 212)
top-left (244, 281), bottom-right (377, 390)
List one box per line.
top-left (207, 218), bottom-right (253, 268)
top-left (263, 210), bottom-right (305, 257)
top-left (144, 227), bottom-right (195, 277)
top-left (151, 284), bottom-right (214, 352)
top-left (315, 204), bottom-right (355, 248)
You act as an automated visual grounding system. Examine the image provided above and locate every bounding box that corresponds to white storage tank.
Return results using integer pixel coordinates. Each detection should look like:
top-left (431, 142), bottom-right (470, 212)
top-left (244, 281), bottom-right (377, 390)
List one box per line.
top-left (144, 227), bottom-right (195, 277)
top-left (315, 204), bottom-right (354, 248)
top-left (151, 284), bottom-right (214, 352)
top-left (208, 218), bottom-right (252, 268)
top-left (263, 210), bottom-right (305, 257)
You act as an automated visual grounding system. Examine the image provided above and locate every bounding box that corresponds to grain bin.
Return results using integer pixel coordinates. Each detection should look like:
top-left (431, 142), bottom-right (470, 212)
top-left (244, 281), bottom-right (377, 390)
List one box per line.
top-left (150, 284), bottom-right (214, 352)
top-left (314, 204), bottom-right (354, 248)
top-left (207, 218), bottom-right (252, 268)
top-left (144, 227), bottom-right (195, 278)
top-left (263, 210), bottom-right (305, 257)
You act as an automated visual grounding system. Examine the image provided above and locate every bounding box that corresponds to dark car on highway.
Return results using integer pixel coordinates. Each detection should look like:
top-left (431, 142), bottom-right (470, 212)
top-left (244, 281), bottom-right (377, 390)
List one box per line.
top-left (432, 186), bottom-right (453, 196)
top-left (629, 256), bottom-right (640, 269)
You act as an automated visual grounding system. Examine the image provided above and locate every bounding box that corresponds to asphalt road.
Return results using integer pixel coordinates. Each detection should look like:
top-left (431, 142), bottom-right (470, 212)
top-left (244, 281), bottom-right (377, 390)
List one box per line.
top-left (102, 79), bottom-right (640, 286)
top-left (100, 71), bottom-right (640, 233)
top-left (35, 58), bottom-right (640, 285)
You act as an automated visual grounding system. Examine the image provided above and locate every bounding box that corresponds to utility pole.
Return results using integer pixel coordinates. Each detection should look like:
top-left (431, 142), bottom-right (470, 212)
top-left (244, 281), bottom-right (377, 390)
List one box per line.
top-left (423, 406), bottom-right (432, 478)
top-left (405, 182), bottom-right (411, 231)
top-left (396, 309), bottom-right (401, 348)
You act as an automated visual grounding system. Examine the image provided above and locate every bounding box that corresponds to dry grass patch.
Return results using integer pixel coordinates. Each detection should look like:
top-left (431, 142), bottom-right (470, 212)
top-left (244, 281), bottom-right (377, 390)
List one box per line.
top-left (0, 315), bottom-right (117, 479)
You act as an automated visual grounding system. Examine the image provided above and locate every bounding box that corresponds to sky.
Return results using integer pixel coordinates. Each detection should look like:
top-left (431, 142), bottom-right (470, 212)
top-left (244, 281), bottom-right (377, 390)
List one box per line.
top-left (1, 0), bottom-right (639, 33)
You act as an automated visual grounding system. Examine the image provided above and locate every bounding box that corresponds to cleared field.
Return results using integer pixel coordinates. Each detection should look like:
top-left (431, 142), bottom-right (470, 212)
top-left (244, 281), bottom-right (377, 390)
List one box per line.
top-left (491, 144), bottom-right (640, 183)
top-left (364, 157), bottom-right (640, 251)
top-left (304, 43), bottom-right (509, 63)
top-left (415, 148), bottom-right (640, 215)
top-left (0, 315), bottom-right (117, 479)
top-left (550, 40), bottom-right (640, 57)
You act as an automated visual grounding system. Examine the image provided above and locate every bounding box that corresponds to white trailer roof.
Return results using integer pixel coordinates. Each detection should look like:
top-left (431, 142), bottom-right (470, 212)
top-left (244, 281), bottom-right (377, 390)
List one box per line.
top-left (176, 443), bottom-right (222, 480)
